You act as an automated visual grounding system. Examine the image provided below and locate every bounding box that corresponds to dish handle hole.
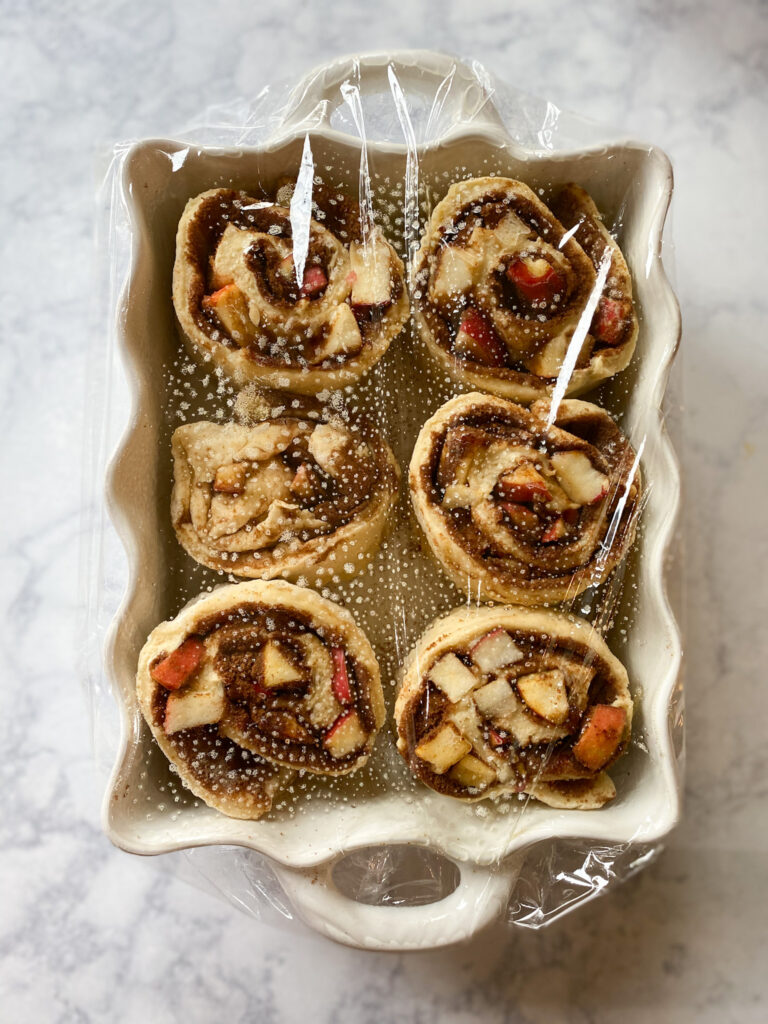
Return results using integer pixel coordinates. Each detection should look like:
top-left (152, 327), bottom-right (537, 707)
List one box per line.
top-left (331, 845), bottom-right (460, 907)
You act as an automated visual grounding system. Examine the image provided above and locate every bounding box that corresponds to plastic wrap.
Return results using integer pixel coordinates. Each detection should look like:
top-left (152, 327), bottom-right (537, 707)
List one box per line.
top-left (83, 50), bottom-right (683, 950)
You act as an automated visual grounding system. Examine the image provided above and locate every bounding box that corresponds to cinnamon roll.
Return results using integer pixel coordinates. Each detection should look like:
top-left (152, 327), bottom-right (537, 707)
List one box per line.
top-left (171, 406), bottom-right (400, 584)
top-left (395, 606), bottom-right (633, 809)
top-left (173, 185), bottom-right (409, 393)
top-left (137, 581), bottom-right (386, 819)
top-left (414, 177), bottom-right (638, 402)
top-left (409, 393), bottom-right (641, 605)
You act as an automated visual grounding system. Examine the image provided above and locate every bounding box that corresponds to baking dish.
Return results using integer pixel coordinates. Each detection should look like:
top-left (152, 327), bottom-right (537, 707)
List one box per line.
top-left (102, 50), bottom-right (682, 949)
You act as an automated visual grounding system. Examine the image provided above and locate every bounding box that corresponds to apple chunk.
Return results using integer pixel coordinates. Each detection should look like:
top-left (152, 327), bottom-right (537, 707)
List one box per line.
top-left (312, 303), bottom-right (363, 362)
top-left (449, 754), bottom-right (497, 790)
top-left (163, 664), bottom-right (225, 735)
top-left (572, 705), bottom-right (627, 770)
top-left (298, 634), bottom-right (341, 730)
top-left (416, 724), bottom-right (471, 774)
top-left (150, 637), bottom-right (205, 691)
top-left (473, 677), bottom-right (518, 722)
top-left (497, 463), bottom-right (551, 504)
top-left (470, 630), bottom-right (523, 674)
top-left (213, 461), bottom-right (249, 494)
top-left (550, 451), bottom-right (609, 505)
top-left (516, 669), bottom-right (569, 724)
top-left (453, 308), bottom-right (508, 367)
top-left (324, 710), bottom-right (368, 759)
top-left (349, 229), bottom-right (392, 310)
top-left (202, 284), bottom-right (255, 346)
top-left (258, 641), bottom-right (306, 690)
top-left (428, 653), bottom-right (478, 703)
top-left (430, 245), bottom-right (482, 302)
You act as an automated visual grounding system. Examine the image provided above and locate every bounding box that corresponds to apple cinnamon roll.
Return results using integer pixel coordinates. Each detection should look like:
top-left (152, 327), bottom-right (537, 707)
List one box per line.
top-left (396, 606), bottom-right (633, 809)
top-left (414, 177), bottom-right (638, 402)
top-left (137, 581), bottom-right (386, 819)
top-left (173, 186), bottom-right (409, 393)
top-left (171, 408), bottom-right (400, 585)
top-left (409, 393), bottom-right (641, 605)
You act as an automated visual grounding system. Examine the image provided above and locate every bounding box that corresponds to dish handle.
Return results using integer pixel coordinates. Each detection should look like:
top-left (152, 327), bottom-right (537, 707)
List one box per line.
top-left (272, 853), bottom-right (522, 950)
top-left (273, 49), bottom-right (506, 141)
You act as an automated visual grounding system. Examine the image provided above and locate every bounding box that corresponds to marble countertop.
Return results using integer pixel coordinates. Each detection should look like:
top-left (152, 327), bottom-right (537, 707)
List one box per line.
top-left (2, 0), bottom-right (767, 1020)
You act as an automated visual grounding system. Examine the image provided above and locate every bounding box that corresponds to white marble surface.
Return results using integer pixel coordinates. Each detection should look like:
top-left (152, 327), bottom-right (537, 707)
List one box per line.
top-left (2, 0), bottom-right (767, 1019)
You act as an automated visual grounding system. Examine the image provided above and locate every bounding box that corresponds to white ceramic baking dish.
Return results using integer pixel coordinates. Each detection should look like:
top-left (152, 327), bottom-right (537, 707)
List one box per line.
top-left (103, 51), bottom-right (682, 950)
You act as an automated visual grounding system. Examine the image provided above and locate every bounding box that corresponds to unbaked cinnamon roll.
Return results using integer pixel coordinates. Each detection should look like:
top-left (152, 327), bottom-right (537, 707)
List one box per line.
top-left (414, 177), bottom-right (638, 402)
top-left (137, 581), bottom-right (386, 819)
top-left (396, 606), bottom-right (633, 809)
top-left (409, 393), bottom-right (641, 605)
top-left (173, 185), bottom-right (409, 393)
top-left (171, 406), bottom-right (400, 584)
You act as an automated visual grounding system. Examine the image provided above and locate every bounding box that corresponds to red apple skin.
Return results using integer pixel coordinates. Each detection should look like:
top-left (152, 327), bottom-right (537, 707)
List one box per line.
top-left (324, 709), bottom-right (365, 748)
top-left (500, 501), bottom-right (540, 530)
top-left (497, 467), bottom-right (552, 504)
top-left (572, 705), bottom-right (627, 770)
top-left (300, 266), bottom-right (328, 298)
top-left (150, 638), bottom-right (205, 691)
top-left (469, 628), bottom-right (507, 654)
top-left (506, 258), bottom-right (565, 305)
top-left (541, 517), bottom-right (567, 543)
top-left (202, 284), bottom-right (238, 310)
top-left (454, 308), bottom-right (508, 367)
top-left (331, 647), bottom-right (353, 705)
top-left (591, 296), bottom-right (628, 345)
top-left (488, 728), bottom-right (508, 748)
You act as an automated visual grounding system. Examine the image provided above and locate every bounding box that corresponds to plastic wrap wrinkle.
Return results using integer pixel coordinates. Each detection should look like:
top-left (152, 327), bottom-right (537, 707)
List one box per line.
top-left (89, 50), bottom-right (683, 949)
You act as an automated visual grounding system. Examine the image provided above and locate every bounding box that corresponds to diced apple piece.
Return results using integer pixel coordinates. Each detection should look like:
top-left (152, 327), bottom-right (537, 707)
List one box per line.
top-left (300, 265), bottom-right (328, 298)
top-left (541, 517), bottom-right (567, 543)
top-left (259, 641), bottom-right (306, 690)
top-left (526, 335), bottom-right (569, 377)
top-left (475, 678), bottom-right (568, 747)
top-left (436, 426), bottom-right (480, 490)
top-left (150, 637), bottom-right (205, 691)
top-left (299, 633), bottom-right (341, 730)
top-left (506, 256), bottom-right (565, 305)
top-left (331, 647), bottom-right (353, 705)
top-left (449, 754), bottom-right (497, 790)
top-left (324, 710), bottom-right (368, 759)
top-left (497, 463), bottom-right (551, 504)
top-left (592, 296), bottom-right (629, 345)
top-left (428, 653), bottom-right (478, 703)
top-left (312, 304), bottom-right (363, 362)
top-left (501, 502), bottom-right (540, 531)
top-left (516, 669), bottom-right (569, 724)
top-left (276, 253), bottom-right (296, 283)
top-left (202, 284), bottom-right (255, 346)
top-left (473, 677), bottom-right (519, 721)
top-left (289, 461), bottom-right (324, 503)
top-left (430, 245), bottom-right (482, 302)
top-left (415, 724), bottom-right (471, 774)
top-left (572, 705), bottom-right (627, 770)
top-left (470, 629), bottom-right (523, 674)
top-left (349, 231), bottom-right (392, 310)
top-left (213, 461), bottom-right (249, 494)
top-left (163, 665), bottom-right (225, 734)
top-left (453, 308), bottom-right (508, 367)
top-left (551, 451), bottom-right (609, 505)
